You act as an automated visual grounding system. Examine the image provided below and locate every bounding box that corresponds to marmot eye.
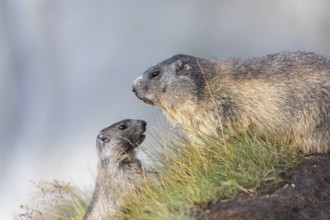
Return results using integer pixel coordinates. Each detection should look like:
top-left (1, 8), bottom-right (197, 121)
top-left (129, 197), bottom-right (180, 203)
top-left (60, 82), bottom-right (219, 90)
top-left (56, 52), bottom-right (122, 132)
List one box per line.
top-left (118, 124), bottom-right (128, 130)
top-left (98, 134), bottom-right (110, 143)
top-left (151, 71), bottom-right (160, 78)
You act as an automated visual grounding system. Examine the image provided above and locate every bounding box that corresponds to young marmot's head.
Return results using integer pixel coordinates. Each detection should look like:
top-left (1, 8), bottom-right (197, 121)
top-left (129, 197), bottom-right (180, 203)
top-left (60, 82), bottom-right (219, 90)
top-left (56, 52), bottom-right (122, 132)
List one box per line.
top-left (96, 119), bottom-right (147, 162)
top-left (132, 54), bottom-right (208, 109)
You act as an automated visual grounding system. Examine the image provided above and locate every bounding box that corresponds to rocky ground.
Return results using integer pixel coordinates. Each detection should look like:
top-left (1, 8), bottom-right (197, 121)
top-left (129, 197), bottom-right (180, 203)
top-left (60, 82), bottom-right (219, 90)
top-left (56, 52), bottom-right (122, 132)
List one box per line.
top-left (198, 154), bottom-right (330, 220)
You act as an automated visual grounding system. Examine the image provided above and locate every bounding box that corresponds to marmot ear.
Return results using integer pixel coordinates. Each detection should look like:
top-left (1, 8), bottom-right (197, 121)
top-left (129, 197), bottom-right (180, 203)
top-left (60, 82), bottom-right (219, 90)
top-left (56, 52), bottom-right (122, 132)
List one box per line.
top-left (175, 60), bottom-right (191, 75)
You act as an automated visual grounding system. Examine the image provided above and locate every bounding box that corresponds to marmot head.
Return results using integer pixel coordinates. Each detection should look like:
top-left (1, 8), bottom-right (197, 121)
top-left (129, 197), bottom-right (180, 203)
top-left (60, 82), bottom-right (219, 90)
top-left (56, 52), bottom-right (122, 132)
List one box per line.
top-left (96, 119), bottom-right (147, 161)
top-left (132, 54), bottom-right (207, 108)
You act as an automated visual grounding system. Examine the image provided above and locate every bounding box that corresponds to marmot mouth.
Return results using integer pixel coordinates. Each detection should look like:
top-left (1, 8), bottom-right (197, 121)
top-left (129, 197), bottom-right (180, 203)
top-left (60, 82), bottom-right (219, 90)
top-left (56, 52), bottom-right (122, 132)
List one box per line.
top-left (134, 134), bottom-right (146, 147)
top-left (142, 99), bottom-right (154, 105)
top-left (140, 134), bottom-right (146, 143)
top-left (125, 133), bottom-right (146, 152)
top-left (142, 100), bottom-right (154, 105)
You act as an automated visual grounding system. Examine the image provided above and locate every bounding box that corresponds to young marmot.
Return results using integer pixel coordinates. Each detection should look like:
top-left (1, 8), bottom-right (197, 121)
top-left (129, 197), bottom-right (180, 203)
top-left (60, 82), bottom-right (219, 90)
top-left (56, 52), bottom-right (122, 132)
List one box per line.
top-left (84, 119), bottom-right (147, 220)
top-left (132, 51), bottom-right (330, 153)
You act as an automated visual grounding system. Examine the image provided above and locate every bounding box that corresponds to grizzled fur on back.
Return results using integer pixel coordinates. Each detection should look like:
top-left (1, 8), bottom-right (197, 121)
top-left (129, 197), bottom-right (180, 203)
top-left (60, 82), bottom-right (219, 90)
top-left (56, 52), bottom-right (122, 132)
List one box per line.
top-left (132, 51), bottom-right (330, 153)
top-left (84, 119), bottom-right (147, 220)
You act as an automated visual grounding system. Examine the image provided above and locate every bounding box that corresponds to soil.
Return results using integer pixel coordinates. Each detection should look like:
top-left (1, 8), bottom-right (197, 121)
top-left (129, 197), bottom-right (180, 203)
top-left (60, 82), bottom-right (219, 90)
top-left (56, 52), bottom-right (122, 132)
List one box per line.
top-left (198, 154), bottom-right (330, 220)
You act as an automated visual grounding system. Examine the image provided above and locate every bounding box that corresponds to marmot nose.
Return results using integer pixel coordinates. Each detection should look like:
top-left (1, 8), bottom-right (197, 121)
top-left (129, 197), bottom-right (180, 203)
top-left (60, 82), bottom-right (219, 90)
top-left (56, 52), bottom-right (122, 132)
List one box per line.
top-left (132, 84), bottom-right (136, 93)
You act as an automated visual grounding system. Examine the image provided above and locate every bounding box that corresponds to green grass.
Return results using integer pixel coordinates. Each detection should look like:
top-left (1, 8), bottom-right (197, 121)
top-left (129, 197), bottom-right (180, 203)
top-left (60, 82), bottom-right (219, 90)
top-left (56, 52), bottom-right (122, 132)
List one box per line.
top-left (117, 132), bottom-right (301, 220)
top-left (18, 130), bottom-right (301, 220)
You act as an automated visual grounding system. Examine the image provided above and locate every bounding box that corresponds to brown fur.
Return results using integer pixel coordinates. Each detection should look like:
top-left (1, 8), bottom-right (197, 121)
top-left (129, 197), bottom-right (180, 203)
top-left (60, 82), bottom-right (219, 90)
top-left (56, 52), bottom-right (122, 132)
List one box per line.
top-left (84, 119), bottom-right (147, 220)
top-left (132, 51), bottom-right (330, 153)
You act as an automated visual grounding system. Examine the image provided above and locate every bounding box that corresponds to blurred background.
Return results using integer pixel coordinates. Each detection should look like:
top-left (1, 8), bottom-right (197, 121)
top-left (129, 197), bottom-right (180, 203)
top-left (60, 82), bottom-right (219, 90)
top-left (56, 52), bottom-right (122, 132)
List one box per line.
top-left (1, 0), bottom-right (330, 218)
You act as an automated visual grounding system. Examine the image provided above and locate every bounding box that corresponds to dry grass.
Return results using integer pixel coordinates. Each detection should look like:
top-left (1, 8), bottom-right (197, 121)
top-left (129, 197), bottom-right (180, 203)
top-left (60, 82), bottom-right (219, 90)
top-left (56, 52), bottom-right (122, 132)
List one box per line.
top-left (17, 180), bottom-right (90, 220)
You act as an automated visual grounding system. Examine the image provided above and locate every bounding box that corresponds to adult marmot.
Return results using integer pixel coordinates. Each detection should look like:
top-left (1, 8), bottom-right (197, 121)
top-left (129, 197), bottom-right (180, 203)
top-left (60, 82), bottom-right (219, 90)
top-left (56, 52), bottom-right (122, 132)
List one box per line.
top-left (84, 119), bottom-right (147, 220)
top-left (132, 51), bottom-right (330, 153)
